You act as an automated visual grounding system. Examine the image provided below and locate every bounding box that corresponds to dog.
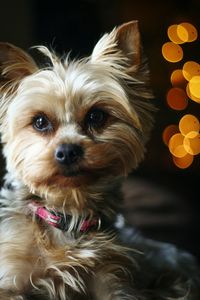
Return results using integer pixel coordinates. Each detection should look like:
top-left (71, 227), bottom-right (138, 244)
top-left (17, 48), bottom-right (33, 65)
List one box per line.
top-left (0, 20), bottom-right (199, 299)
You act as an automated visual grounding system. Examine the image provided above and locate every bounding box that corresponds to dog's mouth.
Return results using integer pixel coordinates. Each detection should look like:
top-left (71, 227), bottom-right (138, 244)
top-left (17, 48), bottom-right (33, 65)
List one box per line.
top-left (29, 165), bottom-right (112, 193)
top-left (48, 163), bottom-right (107, 188)
top-left (59, 165), bottom-right (86, 177)
top-left (45, 165), bottom-right (94, 188)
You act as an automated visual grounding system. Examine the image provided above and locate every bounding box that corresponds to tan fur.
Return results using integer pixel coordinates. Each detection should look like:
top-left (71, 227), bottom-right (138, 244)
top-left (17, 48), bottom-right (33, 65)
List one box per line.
top-left (0, 21), bottom-right (160, 299)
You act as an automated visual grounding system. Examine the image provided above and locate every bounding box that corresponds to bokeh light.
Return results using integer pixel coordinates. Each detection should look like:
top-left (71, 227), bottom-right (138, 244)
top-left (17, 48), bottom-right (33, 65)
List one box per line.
top-left (188, 76), bottom-right (200, 98)
top-left (183, 134), bottom-right (200, 155)
top-left (166, 87), bottom-right (188, 110)
top-left (180, 22), bottom-right (198, 42)
top-left (170, 69), bottom-right (187, 88)
top-left (162, 125), bottom-right (179, 146)
top-left (182, 61), bottom-right (200, 81)
top-left (162, 22), bottom-right (199, 169)
top-left (177, 24), bottom-right (189, 43)
top-left (186, 83), bottom-right (200, 104)
top-left (179, 114), bottom-right (199, 137)
top-left (162, 42), bottom-right (183, 62)
top-left (168, 133), bottom-right (187, 158)
top-left (172, 153), bottom-right (194, 169)
top-left (167, 24), bottom-right (185, 44)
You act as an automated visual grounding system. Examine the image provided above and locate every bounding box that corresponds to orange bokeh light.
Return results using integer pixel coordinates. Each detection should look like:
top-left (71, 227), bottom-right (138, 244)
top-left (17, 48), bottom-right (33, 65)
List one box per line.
top-left (162, 42), bottom-right (183, 62)
top-left (169, 133), bottom-right (187, 157)
top-left (173, 153), bottom-right (194, 169)
top-left (183, 61), bottom-right (200, 81)
top-left (180, 22), bottom-right (198, 42)
top-left (162, 125), bottom-right (179, 146)
top-left (177, 24), bottom-right (189, 43)
top-left (183, 134), bottom-right (200, 155)
top-left (166, 87), bottom-right (188, 110)
top-left (167, 25), bottom-right (185, 44)
top-left (170, 69), bottom-right (187, 88)
top-left (179, 114), bottom-right (199, 137)
top-left (163, 22), bottom-right (199, 169)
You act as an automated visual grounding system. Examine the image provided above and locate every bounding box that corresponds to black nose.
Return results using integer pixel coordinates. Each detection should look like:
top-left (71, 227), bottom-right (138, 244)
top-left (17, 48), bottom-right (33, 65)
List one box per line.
top-left (55, 144), bottom-right (83, 165)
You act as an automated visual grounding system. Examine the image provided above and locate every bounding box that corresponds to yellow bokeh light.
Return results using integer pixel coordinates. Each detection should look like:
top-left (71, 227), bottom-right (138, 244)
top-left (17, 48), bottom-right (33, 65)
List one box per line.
top-left (180, 22), bottom-right (198, 42)
top-left (167, 25), bottom-right (185, 44)
top-left (169, 133), bottom-right (187, 157)
top-left (179, 114), bottom-right (199, 137)
top-left (186, 83), bottom-right (200, 103)
top-left (185, 131), bottom-right (199, 139)
top-left (173, 153), bottom-right (194, 169)
top-left (162, 125), bottom-right (179, 146)
top-left (177, 24), bottom-right (189, 42)
top-left (188, 76), bottom-right (200, 98)
top-left (162, 42), bottom-right (183, 62)
top-left (166, 87), bottom-right (188, 110)
top-left (183, 134), bottom-right (200, 155)
top-left (170, 69), bottom-right (187, 88)
top-left (182, 61), bottom-right (200, 81)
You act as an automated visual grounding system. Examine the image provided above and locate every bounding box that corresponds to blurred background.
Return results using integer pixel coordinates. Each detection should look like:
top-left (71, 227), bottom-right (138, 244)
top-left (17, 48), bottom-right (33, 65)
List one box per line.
top-left (0, 0), bottom-right (200, 260)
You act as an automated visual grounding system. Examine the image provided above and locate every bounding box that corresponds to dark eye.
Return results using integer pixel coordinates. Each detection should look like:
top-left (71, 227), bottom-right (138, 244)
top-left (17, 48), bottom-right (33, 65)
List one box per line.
top-left (85, 108), bottom-right (108, 130)
top-left (32, 114), bottom-right (53, 133)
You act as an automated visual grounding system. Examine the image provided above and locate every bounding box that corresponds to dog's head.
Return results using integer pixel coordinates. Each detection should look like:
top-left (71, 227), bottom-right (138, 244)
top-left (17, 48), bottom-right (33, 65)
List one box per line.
top-left (0, 21), bottom-right (154, 203)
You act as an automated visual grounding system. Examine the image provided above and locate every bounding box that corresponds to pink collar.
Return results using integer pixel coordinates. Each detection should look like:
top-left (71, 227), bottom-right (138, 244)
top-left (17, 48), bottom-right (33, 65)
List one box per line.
top-left (28, 202), bottom-right (101, 233)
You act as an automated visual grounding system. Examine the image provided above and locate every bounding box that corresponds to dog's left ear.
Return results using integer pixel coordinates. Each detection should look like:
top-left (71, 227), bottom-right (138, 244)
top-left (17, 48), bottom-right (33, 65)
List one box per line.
top-left (0, 43), bottom-right (37, 93)
top-left (91, 21), bottom-right (141, 73)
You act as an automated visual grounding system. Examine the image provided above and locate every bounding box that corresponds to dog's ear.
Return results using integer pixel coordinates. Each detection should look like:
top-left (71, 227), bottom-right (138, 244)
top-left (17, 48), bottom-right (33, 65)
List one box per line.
top-left (91, 21), bottom-right (141, 73)
top-left (116, 21), bottom-right (141, 71)
top-left (0, 43), bottom-right (38, 93)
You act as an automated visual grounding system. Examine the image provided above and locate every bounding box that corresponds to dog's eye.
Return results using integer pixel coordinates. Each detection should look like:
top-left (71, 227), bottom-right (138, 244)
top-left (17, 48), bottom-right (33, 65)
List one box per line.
top-left (85, 108), bottom-right (108, 130)
top-left (32, 114), bottom-right (53, 133)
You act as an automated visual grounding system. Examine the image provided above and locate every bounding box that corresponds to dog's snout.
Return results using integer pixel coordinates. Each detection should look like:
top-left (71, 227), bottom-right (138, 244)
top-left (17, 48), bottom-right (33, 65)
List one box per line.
top-left (55, 144), bottom-right (83, 165)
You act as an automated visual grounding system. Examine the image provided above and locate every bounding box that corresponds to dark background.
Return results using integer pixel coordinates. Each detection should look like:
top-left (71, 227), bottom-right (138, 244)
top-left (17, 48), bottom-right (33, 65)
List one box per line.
top-left (0, 0), bottom-right (200, 260)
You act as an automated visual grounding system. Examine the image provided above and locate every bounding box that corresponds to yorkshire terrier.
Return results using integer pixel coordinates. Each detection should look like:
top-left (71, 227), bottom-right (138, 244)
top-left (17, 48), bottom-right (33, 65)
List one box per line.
top-left (0, 21), bottom-right (199, 300)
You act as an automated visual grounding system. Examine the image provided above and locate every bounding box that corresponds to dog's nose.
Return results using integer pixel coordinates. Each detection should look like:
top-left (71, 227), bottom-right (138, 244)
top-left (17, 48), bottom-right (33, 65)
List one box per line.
top-left (55, 144), bottom-right (83, 165)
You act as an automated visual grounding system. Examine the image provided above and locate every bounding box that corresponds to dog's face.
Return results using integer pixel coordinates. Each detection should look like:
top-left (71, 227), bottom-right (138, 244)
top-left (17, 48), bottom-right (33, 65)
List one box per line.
top-left (0, 21), bottom-right (153, 202)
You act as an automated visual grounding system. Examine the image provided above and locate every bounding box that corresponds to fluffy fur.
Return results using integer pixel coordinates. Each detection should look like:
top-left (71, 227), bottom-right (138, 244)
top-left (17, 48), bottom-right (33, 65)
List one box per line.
top-left (0, 21), bottom-right (199, 300)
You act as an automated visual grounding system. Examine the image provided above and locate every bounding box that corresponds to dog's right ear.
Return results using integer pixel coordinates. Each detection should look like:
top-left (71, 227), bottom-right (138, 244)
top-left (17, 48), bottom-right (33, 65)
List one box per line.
top-left (0, 43), bottom-right (38, 93)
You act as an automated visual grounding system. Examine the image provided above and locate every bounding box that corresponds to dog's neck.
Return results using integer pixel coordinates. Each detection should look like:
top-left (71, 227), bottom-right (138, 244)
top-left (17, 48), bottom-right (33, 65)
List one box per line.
top-left (2, 173), bottom-right (123, 233)
top-left (28, 201), bottom-right (101, 233)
